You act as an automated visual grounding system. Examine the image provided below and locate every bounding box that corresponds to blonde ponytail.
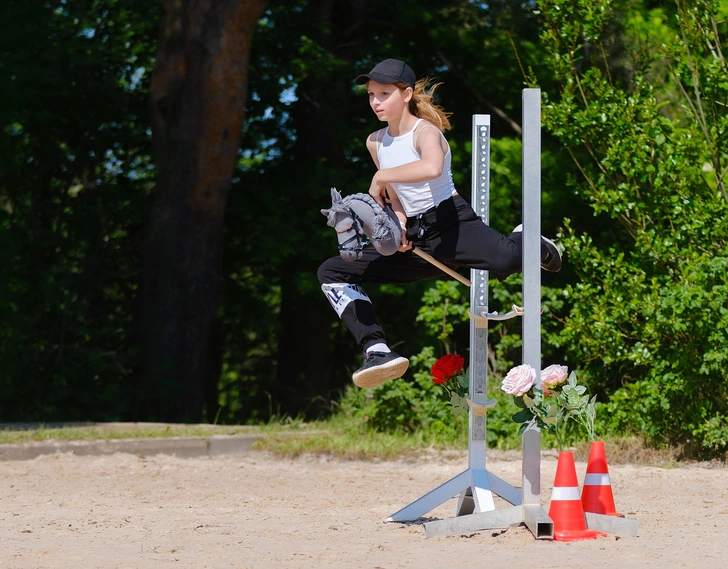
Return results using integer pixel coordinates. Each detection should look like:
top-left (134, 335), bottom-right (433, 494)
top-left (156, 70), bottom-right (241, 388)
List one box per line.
top-left (409, 78), bottom-right (452, 132)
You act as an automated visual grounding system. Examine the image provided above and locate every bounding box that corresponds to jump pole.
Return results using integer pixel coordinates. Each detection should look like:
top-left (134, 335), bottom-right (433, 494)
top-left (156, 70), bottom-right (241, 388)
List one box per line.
top-left (387, 90), bottom-right (553, 540)
top-left (519, 89), bottom-right (553, 537)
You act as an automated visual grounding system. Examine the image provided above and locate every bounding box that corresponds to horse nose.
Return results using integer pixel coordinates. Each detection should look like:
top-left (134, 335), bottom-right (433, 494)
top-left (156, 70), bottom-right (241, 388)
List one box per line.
top-left (341, 250), bottom-right (359, 262)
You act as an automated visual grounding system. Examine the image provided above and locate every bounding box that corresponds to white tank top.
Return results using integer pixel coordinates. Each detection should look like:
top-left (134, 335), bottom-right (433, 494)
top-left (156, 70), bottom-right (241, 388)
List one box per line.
top-left (376, 118), bottom-right (457, 217)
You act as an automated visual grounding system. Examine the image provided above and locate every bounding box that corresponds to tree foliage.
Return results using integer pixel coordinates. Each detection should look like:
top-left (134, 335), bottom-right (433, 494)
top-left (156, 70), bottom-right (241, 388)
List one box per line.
top-left (2, 0), bottom-right (564, 423)
top-left (536, 0), bottom-right (728, 456)
top-left (0, 0), bottom-right (160, 420)
top-left (3, 0), bottom-right (726, 460)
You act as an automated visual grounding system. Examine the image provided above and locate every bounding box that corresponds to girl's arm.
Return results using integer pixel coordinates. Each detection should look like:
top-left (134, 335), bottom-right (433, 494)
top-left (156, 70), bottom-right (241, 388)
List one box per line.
top-left (368, 125), bottom-right (446, 203)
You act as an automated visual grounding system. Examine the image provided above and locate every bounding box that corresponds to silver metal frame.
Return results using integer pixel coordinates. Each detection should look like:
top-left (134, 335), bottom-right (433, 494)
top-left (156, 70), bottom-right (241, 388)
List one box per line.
top-left (387, 91), bottom-right (554, 540)
top-left (387, 114), bottom-right (522, 527)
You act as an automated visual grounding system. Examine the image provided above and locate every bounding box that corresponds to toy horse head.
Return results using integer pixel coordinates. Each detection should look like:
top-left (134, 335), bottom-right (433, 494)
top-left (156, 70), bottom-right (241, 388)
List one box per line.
top-left (321, 188), bottom-right (402, 261)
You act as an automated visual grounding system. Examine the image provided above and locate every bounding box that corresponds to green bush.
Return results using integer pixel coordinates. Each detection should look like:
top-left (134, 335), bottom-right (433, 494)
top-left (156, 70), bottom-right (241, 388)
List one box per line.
top-left (537, 0), bottom-right (728, 457)
top-left (337, 347), bottom-right (466, 439)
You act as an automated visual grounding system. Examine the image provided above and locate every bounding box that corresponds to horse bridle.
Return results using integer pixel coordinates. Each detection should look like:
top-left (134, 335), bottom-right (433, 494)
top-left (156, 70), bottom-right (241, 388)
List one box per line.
top-left (336, 206), bottom-right (370, 257)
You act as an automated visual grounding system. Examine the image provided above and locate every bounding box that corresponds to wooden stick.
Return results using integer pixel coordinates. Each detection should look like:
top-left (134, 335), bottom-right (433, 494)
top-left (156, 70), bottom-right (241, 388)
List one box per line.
top-left (412, 247), bottom-right (471, 287)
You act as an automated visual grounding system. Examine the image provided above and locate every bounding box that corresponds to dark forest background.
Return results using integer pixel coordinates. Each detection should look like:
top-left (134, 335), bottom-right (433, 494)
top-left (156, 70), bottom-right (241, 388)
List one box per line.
top-left (1, 0), bottom-right (726, 456)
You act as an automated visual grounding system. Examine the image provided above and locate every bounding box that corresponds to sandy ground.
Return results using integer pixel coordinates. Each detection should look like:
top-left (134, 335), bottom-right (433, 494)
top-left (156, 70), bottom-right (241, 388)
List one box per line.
top-left (1, 449), bottom-right (727, 569)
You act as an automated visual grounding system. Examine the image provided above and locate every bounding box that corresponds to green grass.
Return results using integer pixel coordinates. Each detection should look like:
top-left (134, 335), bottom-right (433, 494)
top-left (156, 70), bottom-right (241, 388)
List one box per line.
top-left (0, 415), bottom-right (471, 461)
top-left (251, 418), bottom-right (684, 466)
top-left (0, 422), bottom-right (260, 445)
top-left (249, 414), bottom-right (472, 461)
top-left (0, 417), bottom-right (690, 468)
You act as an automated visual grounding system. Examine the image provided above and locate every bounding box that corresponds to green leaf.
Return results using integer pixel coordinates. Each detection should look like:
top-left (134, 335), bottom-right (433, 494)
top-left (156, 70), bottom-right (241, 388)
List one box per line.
top-left (512, 409), bottom-right (533, 423)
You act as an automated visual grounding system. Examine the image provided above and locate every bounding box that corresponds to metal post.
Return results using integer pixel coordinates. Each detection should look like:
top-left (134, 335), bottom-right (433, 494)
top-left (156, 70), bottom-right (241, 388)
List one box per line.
top-left (455, 115), bottom-right (521, 517)
top-left (521, 88), bottom-right (542, 505)
top-left (520, 89), bottom-right (554, 538)
top-left (465, 114), bottom-right (492, 509)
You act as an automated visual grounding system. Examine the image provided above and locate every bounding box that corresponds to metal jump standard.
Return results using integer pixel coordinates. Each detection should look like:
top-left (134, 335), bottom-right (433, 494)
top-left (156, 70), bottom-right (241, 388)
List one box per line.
top-left (386, 89), bottom-right (554, 540)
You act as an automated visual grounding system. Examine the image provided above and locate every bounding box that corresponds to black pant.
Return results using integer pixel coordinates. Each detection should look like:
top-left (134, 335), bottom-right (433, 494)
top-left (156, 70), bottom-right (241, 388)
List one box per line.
top-left (317, 194), bottom-right (527, 352)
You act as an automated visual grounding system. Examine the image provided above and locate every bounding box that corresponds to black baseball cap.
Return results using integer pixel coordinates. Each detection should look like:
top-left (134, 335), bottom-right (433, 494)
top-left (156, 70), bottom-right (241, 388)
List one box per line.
top-left (355, 59), bottom-right (416, 88)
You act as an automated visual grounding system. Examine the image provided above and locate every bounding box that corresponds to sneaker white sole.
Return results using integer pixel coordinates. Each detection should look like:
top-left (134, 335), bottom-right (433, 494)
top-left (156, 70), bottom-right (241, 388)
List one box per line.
top-left (352, 357), bottom-right (410, 389)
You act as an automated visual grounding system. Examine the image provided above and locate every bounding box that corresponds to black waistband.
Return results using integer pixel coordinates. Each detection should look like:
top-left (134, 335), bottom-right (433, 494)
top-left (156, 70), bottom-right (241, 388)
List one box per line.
top-left (405, 195), bottom-right (463, 241)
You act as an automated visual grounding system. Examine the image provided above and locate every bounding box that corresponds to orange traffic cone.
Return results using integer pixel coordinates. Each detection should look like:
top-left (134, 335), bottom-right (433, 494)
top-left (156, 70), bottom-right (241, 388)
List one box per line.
top-left (581, 441), bottom-right (622, 516)
top-left (548, 451), bottom-right (606, 542)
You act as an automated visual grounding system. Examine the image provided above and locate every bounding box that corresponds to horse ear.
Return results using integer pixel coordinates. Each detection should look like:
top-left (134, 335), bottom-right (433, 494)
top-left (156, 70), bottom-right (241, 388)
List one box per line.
top-left (330, 187), bottom-right (342, 203)
top-left (320, 208), bottom-right (329, 216)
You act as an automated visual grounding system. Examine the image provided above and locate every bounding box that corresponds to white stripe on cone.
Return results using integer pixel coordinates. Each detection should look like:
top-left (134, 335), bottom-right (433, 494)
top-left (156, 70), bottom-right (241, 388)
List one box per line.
top-left (551, 486), bottom-right (581, 501)
top-left (583, 473), bottom-right (611, 486)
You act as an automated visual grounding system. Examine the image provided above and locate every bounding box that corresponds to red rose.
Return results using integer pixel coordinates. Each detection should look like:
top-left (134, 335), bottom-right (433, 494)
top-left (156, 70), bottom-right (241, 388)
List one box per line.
top-left (431, 354), bottom-right (465, 384)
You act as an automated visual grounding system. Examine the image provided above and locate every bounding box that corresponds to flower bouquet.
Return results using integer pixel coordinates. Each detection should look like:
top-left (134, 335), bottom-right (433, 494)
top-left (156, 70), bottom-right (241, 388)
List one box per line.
top-left (501, 363), bottom-right (597, 446)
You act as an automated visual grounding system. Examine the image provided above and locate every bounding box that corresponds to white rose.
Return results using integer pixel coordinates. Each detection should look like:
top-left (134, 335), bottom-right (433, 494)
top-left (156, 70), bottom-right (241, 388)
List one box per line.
top-left (501, 364), bottom-right (536, 396)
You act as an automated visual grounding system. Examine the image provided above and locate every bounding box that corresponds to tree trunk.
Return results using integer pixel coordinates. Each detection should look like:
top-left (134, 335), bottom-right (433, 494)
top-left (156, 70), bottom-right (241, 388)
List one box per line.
top-left (138, 0), bottom-right (267, 422)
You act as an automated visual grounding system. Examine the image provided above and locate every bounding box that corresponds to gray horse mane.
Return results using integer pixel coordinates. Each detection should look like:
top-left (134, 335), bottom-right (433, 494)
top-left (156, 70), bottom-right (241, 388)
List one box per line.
top-left (321, 188), bottom-right (402, 260)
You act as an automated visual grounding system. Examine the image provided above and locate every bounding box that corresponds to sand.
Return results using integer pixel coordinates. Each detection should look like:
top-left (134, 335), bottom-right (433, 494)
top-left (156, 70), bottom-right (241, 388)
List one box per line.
top-left (1, 449), bottom-right (726, 568)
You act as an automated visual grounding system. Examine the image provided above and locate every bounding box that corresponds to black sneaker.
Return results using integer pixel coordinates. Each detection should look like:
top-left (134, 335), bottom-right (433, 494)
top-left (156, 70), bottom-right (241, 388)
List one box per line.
top-left (540, 236), bottom-right (562, 272)
top-left (511, 225), bottom-right (562, 272)
top-left (352, 351), bottom-right (409, 388)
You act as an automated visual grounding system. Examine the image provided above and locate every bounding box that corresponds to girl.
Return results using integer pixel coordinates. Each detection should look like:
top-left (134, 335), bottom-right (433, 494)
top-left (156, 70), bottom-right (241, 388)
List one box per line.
top-left (318, 59), bottom-right (560, 389)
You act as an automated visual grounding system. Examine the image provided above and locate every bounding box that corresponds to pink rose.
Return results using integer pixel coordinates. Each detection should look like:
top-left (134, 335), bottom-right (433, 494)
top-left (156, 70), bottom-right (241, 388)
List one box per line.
top-left (501, 364), bottom-right (536, 396)
top-left (541, 364), bottom-right (569, 388)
